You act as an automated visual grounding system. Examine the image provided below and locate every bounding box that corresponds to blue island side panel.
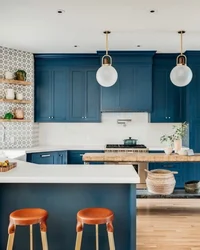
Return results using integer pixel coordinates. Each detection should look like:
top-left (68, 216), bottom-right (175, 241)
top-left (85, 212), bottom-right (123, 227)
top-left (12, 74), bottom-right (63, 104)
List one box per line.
top-left (0, 183), bottom-right (136, 250)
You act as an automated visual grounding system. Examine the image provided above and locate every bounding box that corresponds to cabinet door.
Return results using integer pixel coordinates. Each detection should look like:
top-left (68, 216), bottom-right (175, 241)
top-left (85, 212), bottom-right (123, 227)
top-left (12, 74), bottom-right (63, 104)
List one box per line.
top-left (151, 68), bottom-right (184, 123)
top-left (52, 69), bottom-right (68, 122)
top-left (85, 69), bottom-right (101, 122)
top-left (101, 64), bottom-right (152, 112)
top-left (68, 151), bottom-right (85, 164)
top-left (55, 151), bottom-right (67, 164)
top-left (101, 73), bottom-right (120, 112)
top-left (30, 152), bottom-right (56, 164)
top-left (167, 73), bottom-right (184, 122)
top-left (69, 69), bottom-right (85, 121)
top-left (118, 65), bottom-right (135, 111)
top-left (132, 65), bottom-right (152, 112)
top-left (35, 68), bottom-right (53, 122)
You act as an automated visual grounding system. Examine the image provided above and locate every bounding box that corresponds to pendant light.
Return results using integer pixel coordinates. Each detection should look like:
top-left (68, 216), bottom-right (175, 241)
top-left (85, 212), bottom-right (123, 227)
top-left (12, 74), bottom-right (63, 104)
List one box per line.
top-left (170, 31), bottom-right (193, 87)
top-left (96, 31), bottom-right (118, 87)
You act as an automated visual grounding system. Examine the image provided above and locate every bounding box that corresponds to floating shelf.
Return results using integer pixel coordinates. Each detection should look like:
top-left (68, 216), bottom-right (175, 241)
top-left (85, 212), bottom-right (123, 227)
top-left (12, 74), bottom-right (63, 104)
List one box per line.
top-left (0, 99), bottom-right (31, 104)
top-left (0, 79), bottom-right (31, 85)
top-left (0, 119), bottom-right (31, 122)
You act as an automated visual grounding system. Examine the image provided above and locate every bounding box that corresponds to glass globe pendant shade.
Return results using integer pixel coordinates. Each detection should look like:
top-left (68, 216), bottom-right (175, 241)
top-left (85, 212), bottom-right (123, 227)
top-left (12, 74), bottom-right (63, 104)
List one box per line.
top-left (170, 64), bottom-right (193, 87)
top-left (96, 64), bottom-right (118, 87)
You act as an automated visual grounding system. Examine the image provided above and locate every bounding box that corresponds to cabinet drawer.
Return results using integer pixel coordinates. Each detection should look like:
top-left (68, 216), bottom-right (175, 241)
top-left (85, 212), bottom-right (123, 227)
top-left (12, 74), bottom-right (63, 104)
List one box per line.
top-left (68, 150), bottom-right (104, 164)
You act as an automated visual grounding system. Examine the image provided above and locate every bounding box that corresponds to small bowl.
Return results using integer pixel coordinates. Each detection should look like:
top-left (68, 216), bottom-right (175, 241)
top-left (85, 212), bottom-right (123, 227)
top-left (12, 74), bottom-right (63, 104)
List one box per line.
top-left (185, 180), bottom-right (200, 194)
top-left (178, 149), bottom-right (188, 155)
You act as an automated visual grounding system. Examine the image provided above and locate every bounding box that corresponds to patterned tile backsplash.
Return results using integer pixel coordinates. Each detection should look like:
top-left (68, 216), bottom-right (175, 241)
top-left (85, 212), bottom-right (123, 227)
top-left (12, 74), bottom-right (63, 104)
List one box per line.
top-left (0, 46), bottom-right (39, 149)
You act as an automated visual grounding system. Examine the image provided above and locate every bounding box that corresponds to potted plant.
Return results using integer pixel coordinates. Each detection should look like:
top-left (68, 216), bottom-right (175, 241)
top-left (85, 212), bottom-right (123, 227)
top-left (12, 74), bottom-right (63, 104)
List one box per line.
top-left (172, 122), bottom-right (188, 153)
top-left (15, 70), bottom-right (26, 81)
top-left (160, 134), bottom-right (174, 155)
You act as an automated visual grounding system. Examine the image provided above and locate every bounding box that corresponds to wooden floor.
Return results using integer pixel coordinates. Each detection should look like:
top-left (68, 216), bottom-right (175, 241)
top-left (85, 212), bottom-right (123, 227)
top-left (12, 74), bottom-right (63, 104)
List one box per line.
top-left (137, 199), bottom-right (200, 250)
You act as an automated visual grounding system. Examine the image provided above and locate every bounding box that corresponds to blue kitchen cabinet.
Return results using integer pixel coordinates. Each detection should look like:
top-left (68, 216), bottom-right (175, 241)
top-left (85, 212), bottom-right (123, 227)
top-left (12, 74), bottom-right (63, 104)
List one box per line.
top-left (68, 150), bottom-right (104, 164)
top-left (35, 66), bottom-right (68, 122)
top-left (101, 64), bottom-right (152, 112)
top-left (151, 54), bottom-right (185, 123)
top-left (69, 68), bottom-right (101, 122)
top-left (27, 151), bottom-right (67, 164)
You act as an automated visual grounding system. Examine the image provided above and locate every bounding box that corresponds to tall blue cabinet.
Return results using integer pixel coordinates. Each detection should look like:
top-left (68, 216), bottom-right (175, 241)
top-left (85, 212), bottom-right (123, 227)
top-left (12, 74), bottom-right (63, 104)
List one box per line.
top-left (151, 54), bottom-right (185, 123)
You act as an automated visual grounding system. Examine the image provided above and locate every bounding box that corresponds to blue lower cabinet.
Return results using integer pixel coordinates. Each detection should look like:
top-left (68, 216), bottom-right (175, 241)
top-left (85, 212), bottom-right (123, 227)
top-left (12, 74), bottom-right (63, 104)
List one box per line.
top-left (149, 162), bottom-right (190, 188)
top-left (27, 151), bottom-right (67, 164)
top-left (68, 150), bottom-right (104, 164)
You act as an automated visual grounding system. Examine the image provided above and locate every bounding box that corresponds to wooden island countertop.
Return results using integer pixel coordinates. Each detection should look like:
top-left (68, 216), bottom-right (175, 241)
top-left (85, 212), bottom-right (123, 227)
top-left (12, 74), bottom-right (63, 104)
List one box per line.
top-left (83, 152), bottom-right (200, 163)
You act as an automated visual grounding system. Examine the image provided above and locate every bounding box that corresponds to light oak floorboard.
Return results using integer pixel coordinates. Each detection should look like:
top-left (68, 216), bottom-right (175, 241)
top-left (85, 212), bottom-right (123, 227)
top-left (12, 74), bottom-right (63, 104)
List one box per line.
top-left (137, 199), bottom-right (200, 250)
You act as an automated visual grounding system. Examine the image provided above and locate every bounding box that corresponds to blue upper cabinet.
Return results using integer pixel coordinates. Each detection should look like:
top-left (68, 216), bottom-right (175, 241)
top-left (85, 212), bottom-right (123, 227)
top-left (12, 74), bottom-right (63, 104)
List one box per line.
top-left (151, 54), bottom-right (185, 123)
top-left (35, 63), bottom-right (68, 122)
top-left (69, 67), bottom-right (101, 122)
top-left (35, 55), bottom-right (101, 123)
top-left (100, 51), bottom-right (155, 112)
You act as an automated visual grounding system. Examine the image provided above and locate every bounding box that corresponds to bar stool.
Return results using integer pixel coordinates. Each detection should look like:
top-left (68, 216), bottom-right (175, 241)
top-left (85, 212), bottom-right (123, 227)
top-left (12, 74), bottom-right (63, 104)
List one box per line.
top-left (6, 208), bottom-right (48, 250)
top-left (75, 207), bottom-right (115, 250)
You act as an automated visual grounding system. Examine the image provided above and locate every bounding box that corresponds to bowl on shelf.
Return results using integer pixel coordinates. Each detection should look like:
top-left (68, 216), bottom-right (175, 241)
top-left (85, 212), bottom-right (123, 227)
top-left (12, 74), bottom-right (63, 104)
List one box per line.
top-left (185, 180), bottom-right (200, 194)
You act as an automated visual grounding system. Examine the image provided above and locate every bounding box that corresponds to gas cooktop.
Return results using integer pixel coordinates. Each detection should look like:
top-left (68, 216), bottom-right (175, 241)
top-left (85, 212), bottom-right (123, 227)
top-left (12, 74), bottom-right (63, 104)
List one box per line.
top-left (106, 144), bottom-right (147, 149)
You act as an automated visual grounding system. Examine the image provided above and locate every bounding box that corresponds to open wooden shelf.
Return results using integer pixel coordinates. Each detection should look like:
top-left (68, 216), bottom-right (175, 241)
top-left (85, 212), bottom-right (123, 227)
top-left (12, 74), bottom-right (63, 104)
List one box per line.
top-left (0, 79), bottom-right (31, 85)
top-left (0, 99), bottom-right (31, 104)
top-left (0, 119), bottom-right (31, 122)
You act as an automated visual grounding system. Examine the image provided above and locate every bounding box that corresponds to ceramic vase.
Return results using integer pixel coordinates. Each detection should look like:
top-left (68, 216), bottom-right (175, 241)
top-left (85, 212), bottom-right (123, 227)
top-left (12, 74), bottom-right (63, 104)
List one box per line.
top-left (5, 88), bottom-right (14, 99)
top-left (164, 147), bottom-right (173, 155)
top-left (174, 139), bottom-right (182, 153)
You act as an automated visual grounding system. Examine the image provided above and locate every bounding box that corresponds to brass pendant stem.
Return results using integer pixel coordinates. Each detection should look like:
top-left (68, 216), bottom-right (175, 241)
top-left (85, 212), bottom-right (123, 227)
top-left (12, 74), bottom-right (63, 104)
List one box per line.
top-left (105, 32), bottom-right (109, 55)
top-left (180, 31), bottom-right (183, 55)
top-left (178, 30), bottom-right (185, 56)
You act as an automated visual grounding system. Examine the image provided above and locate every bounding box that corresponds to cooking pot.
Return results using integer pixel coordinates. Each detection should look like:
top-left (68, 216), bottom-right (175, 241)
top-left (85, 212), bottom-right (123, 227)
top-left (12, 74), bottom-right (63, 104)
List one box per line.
top-left (123, 137), bottom-right (137, 145)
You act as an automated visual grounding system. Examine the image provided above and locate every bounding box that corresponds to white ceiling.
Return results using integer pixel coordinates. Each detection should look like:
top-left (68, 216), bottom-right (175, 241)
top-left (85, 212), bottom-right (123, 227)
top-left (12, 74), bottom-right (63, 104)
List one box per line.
top-left (1, 0), bottom-right (200, 53)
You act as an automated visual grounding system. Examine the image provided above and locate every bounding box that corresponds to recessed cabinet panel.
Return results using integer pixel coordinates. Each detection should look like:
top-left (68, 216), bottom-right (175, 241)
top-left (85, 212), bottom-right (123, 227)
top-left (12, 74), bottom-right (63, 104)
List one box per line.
top-left (52, 69), bottom-right (68, 121)
top-left (35, 69), bottom-right (52, 121)
top-left (69, 69), bottom-right (85, 121)
top-left (85, 70), bottom-right (101, 121)
top-left (101, 78), bottom-right (120, 112)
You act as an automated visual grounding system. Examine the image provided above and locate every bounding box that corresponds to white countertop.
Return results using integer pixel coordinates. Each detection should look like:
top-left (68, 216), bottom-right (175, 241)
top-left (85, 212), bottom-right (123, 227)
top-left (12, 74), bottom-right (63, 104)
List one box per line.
top-left (0, 159), bottom-right (140, 184)
top-left (1, 145), bottom-right (105, 154)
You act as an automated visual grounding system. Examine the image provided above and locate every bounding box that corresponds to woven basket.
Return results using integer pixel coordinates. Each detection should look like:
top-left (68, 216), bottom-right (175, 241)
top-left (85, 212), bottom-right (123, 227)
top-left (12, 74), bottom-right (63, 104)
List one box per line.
top-left (145, 169), bottom-right (178, 195)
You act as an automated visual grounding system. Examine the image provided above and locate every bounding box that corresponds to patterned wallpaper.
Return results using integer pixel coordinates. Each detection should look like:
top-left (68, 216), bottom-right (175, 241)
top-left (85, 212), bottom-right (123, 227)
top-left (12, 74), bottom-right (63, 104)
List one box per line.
top-left (0, 46), bottom-right (39, 149)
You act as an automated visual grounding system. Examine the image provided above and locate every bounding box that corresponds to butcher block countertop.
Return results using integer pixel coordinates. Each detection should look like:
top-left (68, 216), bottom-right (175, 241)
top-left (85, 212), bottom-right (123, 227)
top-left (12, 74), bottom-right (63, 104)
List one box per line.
top-left (83, 152), bottom-right (200, 163)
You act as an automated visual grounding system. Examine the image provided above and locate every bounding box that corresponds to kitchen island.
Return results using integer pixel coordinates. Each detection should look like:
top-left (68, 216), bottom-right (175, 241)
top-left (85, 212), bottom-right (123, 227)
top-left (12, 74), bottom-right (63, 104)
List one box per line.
top-left (0, 160), bottom-right (139, 250)
top-left (83, 152), bottom-right (200, 163)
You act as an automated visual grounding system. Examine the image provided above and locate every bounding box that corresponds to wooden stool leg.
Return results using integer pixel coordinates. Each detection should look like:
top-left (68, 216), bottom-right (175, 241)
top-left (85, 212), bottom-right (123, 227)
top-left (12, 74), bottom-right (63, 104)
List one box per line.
top-left (6, 222), bottom-right (15, 250)
top-left (95, 224), bottom-right (99, 250)
top-left (30, 224), bottom-right (33, 250)
top-left (107, 222), bottom-right (115, 250)
top-left (41, 232), bottom-right (48, 250)
top-left (40, 219), bottom-right (48, 250)
top-left (6, 233), bottom-right (15, 250)
top-left (75, 221), bottom-right (83, 250)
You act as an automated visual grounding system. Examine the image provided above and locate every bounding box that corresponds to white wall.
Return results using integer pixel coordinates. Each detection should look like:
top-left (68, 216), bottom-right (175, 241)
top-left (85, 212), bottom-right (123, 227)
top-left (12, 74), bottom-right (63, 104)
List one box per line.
top-left (39, 113), bottom-right (179, 147)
